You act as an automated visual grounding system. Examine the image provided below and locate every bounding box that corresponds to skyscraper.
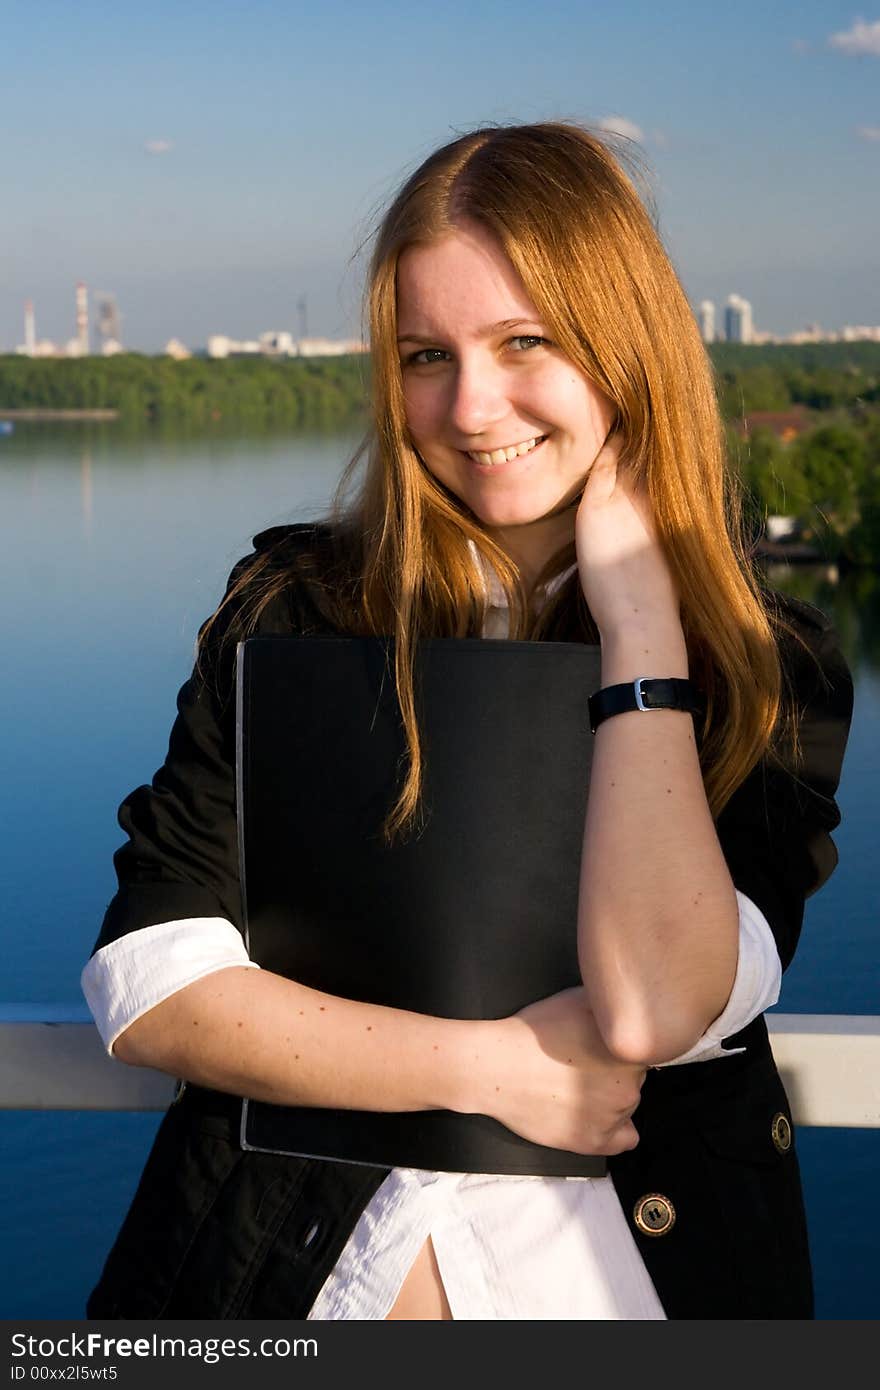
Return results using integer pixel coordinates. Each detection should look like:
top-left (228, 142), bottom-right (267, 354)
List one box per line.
top-left (724, 294), bottom-right (753, 344)
top-left (698, 300), bottom-right (715, 343)
top-left (96, 293), bottom-right (121, 348)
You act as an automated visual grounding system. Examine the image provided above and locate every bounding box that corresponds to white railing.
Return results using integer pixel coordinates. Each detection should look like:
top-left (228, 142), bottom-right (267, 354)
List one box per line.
top-left (1, 1006), bottom-right (879, 1127)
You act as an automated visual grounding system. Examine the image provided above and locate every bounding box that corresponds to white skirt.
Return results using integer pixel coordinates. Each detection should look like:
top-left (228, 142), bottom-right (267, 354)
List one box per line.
top-left (307, 1167), bottom-right (666, 1321)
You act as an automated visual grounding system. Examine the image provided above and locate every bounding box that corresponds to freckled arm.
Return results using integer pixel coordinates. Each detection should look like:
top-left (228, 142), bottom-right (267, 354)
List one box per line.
top-left (577, 619), bottom-right (739, 1065)
top-left (113, 966), bottom-right (487, 1114)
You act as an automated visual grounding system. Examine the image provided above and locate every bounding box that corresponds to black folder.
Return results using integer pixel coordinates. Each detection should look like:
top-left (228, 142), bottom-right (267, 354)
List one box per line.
top-left (236, 635), bottom-right (607, 1176)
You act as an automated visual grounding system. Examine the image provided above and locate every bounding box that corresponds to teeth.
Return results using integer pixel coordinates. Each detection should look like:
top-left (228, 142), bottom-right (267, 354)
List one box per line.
top-left (467, 436), bottom-right (543, 466)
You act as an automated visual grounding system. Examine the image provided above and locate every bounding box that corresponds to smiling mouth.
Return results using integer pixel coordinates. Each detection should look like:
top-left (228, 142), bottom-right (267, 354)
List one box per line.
top-left (465, 435), bottom-right (547, 467)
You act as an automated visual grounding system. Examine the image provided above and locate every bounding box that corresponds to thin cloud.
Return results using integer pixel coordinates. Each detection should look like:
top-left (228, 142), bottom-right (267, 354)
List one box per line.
top-left (598, 115), bottom-right (644, 144)
top-left (144, 139), bottom-right (173, 155)
top-left (828, 19), bottom-right (880, 56)
top-left (791, 37), bottom-right (810, 56)
top-left (857, 124), bottom-right (880, 140)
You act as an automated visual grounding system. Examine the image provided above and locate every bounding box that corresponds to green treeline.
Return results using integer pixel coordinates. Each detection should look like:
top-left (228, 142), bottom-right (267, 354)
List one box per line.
top-left (712, 340), bottom-right (880, 414)
top-left (4, 341), bottom-right (879, 424)
top-left (713, 344), bottom-right (880, 566)
top-left (0, 352), bottom-right (371, 428)
top-left (2, 342), bottom-right (879, 563)
top-left (733, 418), bottom-right (880, 566)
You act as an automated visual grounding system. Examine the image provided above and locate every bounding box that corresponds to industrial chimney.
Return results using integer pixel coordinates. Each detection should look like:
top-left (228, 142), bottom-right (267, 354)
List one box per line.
top-left (76, 282), bottom-right (89, 355)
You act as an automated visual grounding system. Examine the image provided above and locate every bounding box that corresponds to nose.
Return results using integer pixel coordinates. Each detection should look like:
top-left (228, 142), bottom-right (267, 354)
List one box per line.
top-left (448, 357), bottom-right (508, 439)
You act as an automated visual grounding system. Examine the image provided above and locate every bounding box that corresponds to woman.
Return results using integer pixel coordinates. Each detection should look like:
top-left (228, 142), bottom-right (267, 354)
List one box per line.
top-left (82, 122), bottom-right (852, 1320)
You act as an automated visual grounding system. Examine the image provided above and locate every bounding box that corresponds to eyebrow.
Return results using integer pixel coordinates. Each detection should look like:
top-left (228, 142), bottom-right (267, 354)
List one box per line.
top-left (396, 318), bottom-right (543, 344)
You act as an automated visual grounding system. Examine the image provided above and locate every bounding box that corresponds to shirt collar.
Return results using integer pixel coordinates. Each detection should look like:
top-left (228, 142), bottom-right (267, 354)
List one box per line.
top-left (467, 540), bottom-right (577, 612)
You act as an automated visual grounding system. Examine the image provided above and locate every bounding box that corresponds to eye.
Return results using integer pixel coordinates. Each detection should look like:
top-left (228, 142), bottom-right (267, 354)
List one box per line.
top-left (508, 335), bottom-right (549, 352)
top-left (403, 347), bottom-right (450, 367)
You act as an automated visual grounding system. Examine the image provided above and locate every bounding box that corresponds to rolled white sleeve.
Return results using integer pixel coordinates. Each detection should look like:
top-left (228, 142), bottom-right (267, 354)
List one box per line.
top-left (81, 918), bottom-right (259, 1055)
top-left (658, 890), bottom-right (782, 1067)
top-left (82, 892), bottom-right (779, 1065)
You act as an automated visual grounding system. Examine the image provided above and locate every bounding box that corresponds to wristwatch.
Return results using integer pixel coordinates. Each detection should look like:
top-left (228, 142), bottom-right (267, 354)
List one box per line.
top-left (588, 677), bottom-right (702, 735)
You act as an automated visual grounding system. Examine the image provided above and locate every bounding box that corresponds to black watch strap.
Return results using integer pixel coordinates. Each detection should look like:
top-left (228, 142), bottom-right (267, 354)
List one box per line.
top-left (588, 678), bottom-right (701, 735)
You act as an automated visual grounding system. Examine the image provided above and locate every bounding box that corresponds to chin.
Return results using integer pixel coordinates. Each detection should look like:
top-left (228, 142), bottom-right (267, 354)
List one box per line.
top-left (469, 494), bottom-right (568, 531)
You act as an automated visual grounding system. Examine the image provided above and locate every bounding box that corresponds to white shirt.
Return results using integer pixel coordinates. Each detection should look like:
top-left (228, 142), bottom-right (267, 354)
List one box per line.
top-left (82, 563), bottom-right (782, 1319)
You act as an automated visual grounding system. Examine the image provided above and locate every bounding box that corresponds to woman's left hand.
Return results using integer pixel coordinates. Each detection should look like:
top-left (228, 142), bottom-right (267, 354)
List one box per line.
top-left (575, 435), bottom-right (680, 639)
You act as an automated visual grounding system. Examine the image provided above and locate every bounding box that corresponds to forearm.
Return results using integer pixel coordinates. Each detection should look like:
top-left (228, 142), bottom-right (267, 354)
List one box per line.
top-left (114, 965), bottom-right (483, 1115)
top-left (578, 617), bottom-right (739, 1064)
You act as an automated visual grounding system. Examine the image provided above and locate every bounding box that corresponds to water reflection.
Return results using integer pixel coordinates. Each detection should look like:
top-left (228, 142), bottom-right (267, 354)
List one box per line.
top-left (80, 447), bottom-right (93, 540)
top-left (763, 561), bottom-right (880, 678)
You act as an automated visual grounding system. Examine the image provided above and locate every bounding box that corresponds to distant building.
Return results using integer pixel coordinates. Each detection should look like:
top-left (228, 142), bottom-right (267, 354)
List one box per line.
top-left (96, 293), bottom-right (122, 352)
top-left (259, 330), bottom-right (296, 356)
top-left (786, 323), bottom-right (824, 344)
top-left (730, 406), bottom-right (811, 443)
top-left (724, 294), bottom-right (753, 343)
top-left (840, 325), bottom-right (880, 342)
top-left (765, 516), bottom-right (798, 541)
top-left (207, 335), bottom-right (261, 359)
top-left (15, 339), bottom-right (61, 357)
top-left (206, 332), bottom-right (367, 359)
top-left (294, 337), bottom-right (367, 357)
top-left (698, 300), bottom-right (715, 343)
top-left (75, 282), bottom-right (89, 355)
top-left (163, 338), bottom-right (192, 360)
top-left (13, 286), bottom-right (130, 356)
top-left (23, 300), bottom-right (35, 356)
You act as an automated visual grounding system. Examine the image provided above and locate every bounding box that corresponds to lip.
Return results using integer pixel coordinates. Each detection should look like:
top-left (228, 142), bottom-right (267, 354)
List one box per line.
top-left (461, 434), bottom-right (548, 471)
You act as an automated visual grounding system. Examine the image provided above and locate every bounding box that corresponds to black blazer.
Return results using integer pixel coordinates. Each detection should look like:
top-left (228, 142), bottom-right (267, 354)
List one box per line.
top-left (87, 525), bottom-right (853, 1320)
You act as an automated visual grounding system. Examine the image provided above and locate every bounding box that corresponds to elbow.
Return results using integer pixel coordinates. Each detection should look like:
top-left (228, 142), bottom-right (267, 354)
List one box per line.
top-left (111, 1022), bottom-right (158, 1069)
top-left (593, 1006), bottom-right (710, 1067)
top-left (111, 1010), bottom-right (178, 1072)
top-left (111, 1025), bottom-right (149, 1067)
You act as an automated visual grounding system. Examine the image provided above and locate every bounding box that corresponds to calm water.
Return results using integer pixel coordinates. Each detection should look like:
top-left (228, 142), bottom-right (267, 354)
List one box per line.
top-left (1, 424), bottom-right (877, 1318)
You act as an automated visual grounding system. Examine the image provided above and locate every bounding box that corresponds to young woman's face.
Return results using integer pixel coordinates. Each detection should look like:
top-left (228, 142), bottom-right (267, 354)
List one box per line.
top-left (396, 219), bottom-right (614, 539)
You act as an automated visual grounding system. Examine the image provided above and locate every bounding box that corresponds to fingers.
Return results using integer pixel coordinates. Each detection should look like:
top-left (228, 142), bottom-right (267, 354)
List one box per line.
top-left (597, 1084), bottom-right (642, 1153)
top-left (609, 1120), bottom-right (640, 1154)
top-left (572, 1091), bottom-right (641, 1156)
top-left (568, 1120), bottom-right (639, 1157)
top-left (584, 435), bottom-right (621, 505)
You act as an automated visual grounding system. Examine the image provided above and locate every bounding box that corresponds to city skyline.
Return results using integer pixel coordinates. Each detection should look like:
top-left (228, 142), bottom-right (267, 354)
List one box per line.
top-left (11, 280), bottom-right (880, 359)
top-left (2, 2), bottom-right (878, 351)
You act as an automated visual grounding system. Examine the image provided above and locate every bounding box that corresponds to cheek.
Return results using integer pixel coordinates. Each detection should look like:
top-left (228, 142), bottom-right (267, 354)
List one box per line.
top-left (569, 382), bottom-right (614, 439)
top-left (402, 382), bottom-right (440, 444)
top-left (585, 381), bottom-right (616, 428)
top-left (533, 365), bottom-right (611, 433)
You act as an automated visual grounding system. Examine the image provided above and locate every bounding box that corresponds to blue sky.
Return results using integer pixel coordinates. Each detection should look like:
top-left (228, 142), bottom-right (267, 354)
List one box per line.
top-left (1, 0), bottom-right (878, 350)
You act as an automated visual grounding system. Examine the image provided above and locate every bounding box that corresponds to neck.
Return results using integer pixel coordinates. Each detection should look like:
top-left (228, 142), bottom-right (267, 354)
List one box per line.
top-left (489, 507), bottom-right (577, 592)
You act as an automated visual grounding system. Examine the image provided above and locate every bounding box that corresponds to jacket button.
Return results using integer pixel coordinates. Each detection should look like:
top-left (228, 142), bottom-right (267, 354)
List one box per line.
top-left (633, 1193), bottom-right (676, 1237)
top-left (771, 1112), bottom-right (792, 1153)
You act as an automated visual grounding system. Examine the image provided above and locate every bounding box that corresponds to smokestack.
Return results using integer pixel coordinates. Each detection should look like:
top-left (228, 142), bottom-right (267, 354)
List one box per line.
top-left (76, 281), bottom-right (89, 355)
top-left (24, 300), bottom-right (36, 356)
